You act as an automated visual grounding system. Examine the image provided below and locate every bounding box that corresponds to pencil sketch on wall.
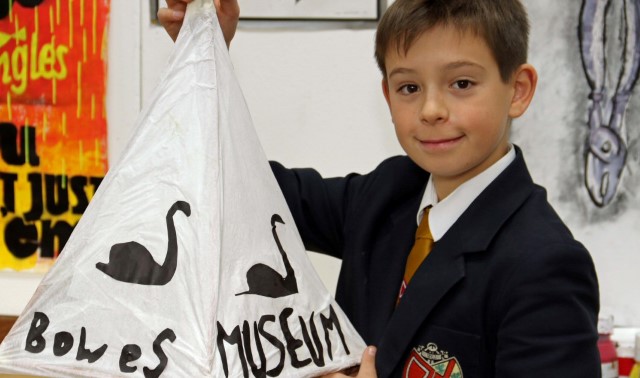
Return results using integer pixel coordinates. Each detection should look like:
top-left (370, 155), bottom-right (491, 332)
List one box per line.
top-left (579, 0), bottom-right (640, 207)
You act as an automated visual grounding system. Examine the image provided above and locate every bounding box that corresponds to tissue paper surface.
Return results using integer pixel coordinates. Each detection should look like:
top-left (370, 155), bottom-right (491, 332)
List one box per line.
top-left (0, 1), bottom-right (366, 376)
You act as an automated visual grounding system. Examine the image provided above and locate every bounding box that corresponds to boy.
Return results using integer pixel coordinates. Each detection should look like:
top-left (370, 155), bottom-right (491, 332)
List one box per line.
top-left (160, 0), bottom-right (600, 376)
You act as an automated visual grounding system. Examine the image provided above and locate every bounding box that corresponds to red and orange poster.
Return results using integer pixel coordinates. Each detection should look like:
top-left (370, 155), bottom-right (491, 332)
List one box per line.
top-left (0, 0), bottom-right (110, 271)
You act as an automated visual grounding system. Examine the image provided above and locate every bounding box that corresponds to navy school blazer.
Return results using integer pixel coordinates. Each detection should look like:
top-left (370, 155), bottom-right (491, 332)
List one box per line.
top-left (270, 146), bottom-right (600, 377)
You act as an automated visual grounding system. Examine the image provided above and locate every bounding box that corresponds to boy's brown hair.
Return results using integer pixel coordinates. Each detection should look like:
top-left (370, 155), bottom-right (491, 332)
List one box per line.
top-left (375, 0), bottom-right (529, 83)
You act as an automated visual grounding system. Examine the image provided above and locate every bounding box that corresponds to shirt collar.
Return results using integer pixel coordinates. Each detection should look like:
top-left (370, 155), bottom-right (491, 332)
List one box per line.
top-left (417, 144), bottom-right (516, 241)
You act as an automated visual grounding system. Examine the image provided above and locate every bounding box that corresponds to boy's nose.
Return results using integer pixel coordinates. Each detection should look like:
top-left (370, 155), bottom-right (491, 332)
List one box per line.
top-left (420, 92), bottom-right (448, 125)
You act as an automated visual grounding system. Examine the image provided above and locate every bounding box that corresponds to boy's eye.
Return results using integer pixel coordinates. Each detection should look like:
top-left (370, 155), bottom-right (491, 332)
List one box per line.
top-left (399, 84), bottom-right (420, 94)
top-left (452, 80), bottom-right (472, 90)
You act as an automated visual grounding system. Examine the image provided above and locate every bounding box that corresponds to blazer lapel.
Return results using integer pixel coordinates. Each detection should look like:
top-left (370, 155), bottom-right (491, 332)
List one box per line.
top-left (376, 242), bottom-right (465, 377)
top-left (375, 147), bottom-right (535, 377)
top-left (366, 192), bottom-right (421, 344)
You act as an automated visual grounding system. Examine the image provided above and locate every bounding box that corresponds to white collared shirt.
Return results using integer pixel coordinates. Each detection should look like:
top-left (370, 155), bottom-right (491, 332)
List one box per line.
top-left (417, 145), bottom-right (516, 242)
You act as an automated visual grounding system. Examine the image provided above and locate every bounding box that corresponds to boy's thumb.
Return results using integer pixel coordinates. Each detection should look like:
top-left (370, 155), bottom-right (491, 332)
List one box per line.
top-left (358, 346), bottom-right (377, 377)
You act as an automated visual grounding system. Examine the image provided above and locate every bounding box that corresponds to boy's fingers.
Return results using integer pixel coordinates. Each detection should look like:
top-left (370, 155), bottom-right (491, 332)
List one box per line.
top-left (164, 0), bottom-right (190, 16)
top-left (166, 0), bottom-right (192, 6)
top-left (157, 8), bottom-right (185, 23)
top-left (159, 0), bottom-right (239, 45)
top-left (157, 8), bottom-right (185, 42)
top-left (214, 0), bottom-right (240, 21)
top-left (213, 0), bottom-right (240, 47)
top-left (357, 347), bottom-right (377, 377)
top-left (315, 347), bottom-right (377, 377)
top-left (158, 0), bottom-right (187, 25)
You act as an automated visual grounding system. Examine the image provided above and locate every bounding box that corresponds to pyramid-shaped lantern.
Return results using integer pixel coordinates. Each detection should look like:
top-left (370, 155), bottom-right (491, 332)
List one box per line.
top-left (0, 1), bottom-right (366, 376)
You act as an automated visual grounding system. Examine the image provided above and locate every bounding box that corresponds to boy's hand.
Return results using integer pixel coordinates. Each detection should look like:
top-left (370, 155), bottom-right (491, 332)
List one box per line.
top-left (213, 0), bottom-right (240, 47)
top-left (157, 0), bottom-right (190, 42)
top-left (158, 0), bottom-right (239, 47)
top-left (318, 347), bottom-right (378, 378)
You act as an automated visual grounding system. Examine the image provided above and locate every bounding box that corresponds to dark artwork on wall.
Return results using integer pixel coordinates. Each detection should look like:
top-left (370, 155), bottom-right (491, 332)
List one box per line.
top-left (579, 0), bottom-right (640, 207)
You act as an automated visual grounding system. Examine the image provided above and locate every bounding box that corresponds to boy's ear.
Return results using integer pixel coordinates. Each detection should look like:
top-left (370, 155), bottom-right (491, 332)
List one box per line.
top-left (508, 64), bottom-right (538, 118)
top-left (381, 79), bottom-right (391, 108)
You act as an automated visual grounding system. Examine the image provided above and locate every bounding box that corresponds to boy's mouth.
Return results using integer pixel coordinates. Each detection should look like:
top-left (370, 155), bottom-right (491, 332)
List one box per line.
top-left (418, 135), bottom-right (464, 150)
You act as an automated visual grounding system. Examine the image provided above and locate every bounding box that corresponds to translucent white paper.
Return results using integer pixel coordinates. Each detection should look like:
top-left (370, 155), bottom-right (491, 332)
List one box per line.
top-left (0, 1), bottom-right (366, 376)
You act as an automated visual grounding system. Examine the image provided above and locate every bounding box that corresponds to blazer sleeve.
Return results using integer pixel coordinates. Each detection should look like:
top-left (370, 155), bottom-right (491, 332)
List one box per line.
top-left (269, 157), bottom-right (427, 260)
top-left (269, 161), bottom-right (356, 258)
top-left (494, 240), bottom-right (600, 377)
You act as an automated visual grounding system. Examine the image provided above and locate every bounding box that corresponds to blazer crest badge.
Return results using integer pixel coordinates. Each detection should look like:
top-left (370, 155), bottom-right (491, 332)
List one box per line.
top-left (403, 342), bottom-right (463, 378)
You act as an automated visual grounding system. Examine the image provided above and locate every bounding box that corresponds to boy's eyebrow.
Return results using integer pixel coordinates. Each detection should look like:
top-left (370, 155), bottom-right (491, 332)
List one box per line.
top-left (387, 61), bottom-right (485, 79)
top-left (387, 67), bottom-right (417, 79)
top-left (444, 60), bottom-right (486, 72)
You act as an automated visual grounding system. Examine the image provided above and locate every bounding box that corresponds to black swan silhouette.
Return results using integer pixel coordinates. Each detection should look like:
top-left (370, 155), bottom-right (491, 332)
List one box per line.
top-left (95, 201), bottom-right (191, 286)
top-left (236, 214), bottom-right (298, 298)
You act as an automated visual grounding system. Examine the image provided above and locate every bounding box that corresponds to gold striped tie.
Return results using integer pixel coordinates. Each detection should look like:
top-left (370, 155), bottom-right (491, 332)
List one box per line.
top-left (398, 208), bottom-right (433, 302)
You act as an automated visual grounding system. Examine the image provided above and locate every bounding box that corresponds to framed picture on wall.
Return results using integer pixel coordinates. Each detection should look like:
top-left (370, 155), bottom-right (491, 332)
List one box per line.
top-left (239, 0), bottom-right (380, 21)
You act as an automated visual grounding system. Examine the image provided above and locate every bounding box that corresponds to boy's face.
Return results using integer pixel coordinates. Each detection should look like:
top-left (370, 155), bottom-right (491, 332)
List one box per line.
top-left (382, 25), bottom-right (535, 198)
